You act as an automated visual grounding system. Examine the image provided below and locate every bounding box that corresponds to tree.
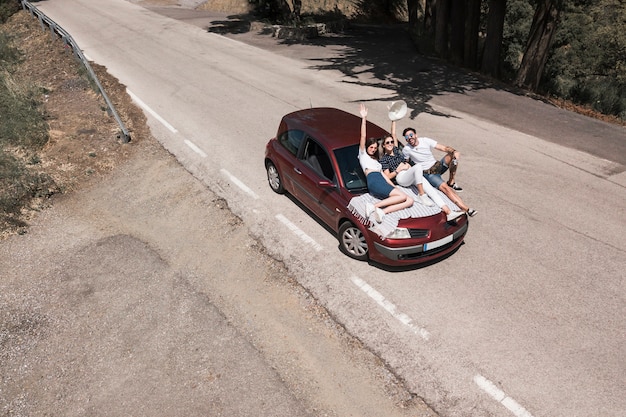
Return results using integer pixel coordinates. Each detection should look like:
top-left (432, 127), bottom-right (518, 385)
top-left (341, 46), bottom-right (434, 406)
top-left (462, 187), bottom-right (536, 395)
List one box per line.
top-left (275, 0), bottom-right (294, 22)
top-left (501, 0), bottom-right (534, 79)
top-left (481, 0), bottom-right (507, 77)
top-left (515, 0), bottom-right (563, 90)
top-left (250, 0), bottom-right (293, 23)
top-left (0, 0), bottom-right (20, 23)
top-left (543, 0), bottom-right (626, 117)
top-left (464, 0), bottom-right (482, 70)
top-left (449, 0), bottom-right (466, 65)
top-left (406, 0), bottom-right (421, 33)
top-left (423, 0), bottom-right (436, 35)
top-left (435, 0), bottom-right (451, 57)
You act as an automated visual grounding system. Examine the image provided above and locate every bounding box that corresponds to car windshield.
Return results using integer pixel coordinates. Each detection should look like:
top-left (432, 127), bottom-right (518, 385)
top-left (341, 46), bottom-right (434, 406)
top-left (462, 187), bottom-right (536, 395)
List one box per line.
top-left (334, 144), bottom-right (368, 193)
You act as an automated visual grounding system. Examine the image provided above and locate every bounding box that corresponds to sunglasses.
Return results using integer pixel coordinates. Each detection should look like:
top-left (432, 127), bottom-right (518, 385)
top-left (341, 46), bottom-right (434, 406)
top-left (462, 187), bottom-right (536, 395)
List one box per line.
top-left (404, 133), bottom-right (415, 139)
top-left (384, 140), bottom-right (394, 145)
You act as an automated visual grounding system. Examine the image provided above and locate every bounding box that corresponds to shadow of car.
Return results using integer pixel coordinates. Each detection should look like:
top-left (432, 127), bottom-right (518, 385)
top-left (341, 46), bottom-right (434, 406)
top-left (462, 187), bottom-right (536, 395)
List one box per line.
top-left (264, 107), bottom-right (468, 267)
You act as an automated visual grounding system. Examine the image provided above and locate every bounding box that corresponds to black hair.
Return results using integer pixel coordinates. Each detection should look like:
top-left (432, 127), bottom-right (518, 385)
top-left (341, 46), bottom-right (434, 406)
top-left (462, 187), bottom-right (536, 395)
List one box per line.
top-left (365, 137), bottom-right (381, 160)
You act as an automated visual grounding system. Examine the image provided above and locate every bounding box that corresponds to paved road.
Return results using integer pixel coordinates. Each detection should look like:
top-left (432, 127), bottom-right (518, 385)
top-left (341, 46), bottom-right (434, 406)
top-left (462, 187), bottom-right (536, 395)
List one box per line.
top-left (34, 1), bottom-right (626, 417)
top-left (151, 5), bottom-right (626, 168)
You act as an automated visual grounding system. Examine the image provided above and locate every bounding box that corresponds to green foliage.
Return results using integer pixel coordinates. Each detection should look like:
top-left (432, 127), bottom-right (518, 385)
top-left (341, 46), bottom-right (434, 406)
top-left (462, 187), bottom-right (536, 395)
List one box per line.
top-left (0, 31), bottom-right (20, 69)
top-left (0, 77), bottom-right (49, 149)
top-left (405, 0), bottom-right (624, 119)
top-left (0, 24), bottom-right (53, 228)
top-left (502, 0), bottom-right (534, 80)
top-left (542, 0), bottom-right (626, 118)
top-left (247, 0), bottom-right (288, 23)
top-left (0, 0), bottom-right (20, 24)
top-left (0, 33), bottom-right (48, 149)
top-left (353, 0), bottom-right (406, 23)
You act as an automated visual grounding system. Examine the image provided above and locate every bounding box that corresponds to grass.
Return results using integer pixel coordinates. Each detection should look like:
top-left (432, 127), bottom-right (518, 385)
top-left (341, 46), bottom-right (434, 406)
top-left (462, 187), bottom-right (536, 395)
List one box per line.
top-left (0, 28), bottom-right (55, 232)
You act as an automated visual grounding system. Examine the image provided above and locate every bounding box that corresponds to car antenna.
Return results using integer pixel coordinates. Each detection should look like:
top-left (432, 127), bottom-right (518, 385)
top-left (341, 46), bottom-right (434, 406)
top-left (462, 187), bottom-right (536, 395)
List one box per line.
top-left (310, 99), bottom-right (313, 108)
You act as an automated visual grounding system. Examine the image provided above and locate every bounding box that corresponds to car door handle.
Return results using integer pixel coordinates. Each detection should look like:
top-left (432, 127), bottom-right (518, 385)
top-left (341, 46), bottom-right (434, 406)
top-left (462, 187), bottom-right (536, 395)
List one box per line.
top-left (294, 167), bottom-right (302, 174)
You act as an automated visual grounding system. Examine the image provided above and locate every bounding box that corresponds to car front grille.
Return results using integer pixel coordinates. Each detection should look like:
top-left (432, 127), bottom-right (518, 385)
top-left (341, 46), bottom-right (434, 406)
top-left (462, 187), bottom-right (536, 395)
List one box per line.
top-left (408, 229), bottom-right (429, 239)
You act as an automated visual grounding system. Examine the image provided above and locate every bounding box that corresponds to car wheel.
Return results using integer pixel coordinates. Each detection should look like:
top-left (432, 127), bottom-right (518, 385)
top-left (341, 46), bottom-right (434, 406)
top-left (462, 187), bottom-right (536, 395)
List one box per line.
top-left (266, 161), bottom-right (284, 194)
top-left (338, 221), bottom-right (368, 261)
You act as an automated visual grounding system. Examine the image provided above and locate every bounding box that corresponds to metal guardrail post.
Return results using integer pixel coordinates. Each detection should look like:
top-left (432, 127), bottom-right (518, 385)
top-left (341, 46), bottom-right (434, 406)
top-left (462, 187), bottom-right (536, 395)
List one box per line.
top-left (19, 0), bottom-right (132, 143)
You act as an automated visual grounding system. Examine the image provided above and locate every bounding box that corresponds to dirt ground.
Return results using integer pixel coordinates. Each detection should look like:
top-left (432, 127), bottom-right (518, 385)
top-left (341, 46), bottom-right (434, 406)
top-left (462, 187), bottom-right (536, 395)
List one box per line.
top-left (0, 8), bottom-right (438, 417)
top-left (0, 11), bottom-right (149, 239)
top-left (2, 2), bottom-right (622, 415)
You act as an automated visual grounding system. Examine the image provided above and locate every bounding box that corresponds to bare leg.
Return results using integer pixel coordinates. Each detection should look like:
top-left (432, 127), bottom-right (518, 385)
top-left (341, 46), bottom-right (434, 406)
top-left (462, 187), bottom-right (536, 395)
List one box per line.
top-left (439, 183), bottom-right (469, 212)
top-left (374, 189), bottom-right (414, 214)
top-left (443, 154), bottom-right (457, 185)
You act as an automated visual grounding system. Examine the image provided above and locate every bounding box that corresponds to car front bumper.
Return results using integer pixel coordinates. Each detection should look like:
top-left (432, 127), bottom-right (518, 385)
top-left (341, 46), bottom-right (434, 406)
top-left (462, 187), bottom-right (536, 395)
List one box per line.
top-left (373, 222), bottom-right (468, 262)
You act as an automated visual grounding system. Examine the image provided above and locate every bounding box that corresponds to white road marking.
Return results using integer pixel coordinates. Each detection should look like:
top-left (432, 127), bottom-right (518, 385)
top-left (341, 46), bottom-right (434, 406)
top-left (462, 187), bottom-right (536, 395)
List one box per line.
top-left (220, 169), bottom-right (259, 199)
top-left (350, 276), bottom-right (430, 341)
top-left (474, 374), bottom-right (534, 417)
top-left (122, 70), bottom-right (531, 417)
top-left (275, 214), bottom-right (323, 252)
top-left (126, 89), bottom-right (178, 133)
top-left (184, 139), bottom-right (207, 158)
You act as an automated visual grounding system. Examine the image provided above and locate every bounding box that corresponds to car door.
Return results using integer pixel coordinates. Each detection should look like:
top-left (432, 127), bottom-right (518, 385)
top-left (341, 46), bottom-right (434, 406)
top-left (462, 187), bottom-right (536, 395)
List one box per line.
top-left (272, 128), bottom-right (306, 194)
top-left (290, 138), bottom-right (342, 228)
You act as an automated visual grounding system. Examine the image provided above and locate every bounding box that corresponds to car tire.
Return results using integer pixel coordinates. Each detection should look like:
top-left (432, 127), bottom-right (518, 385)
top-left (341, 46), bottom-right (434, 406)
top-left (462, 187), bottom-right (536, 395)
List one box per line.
top-left (338, 221), bottom-right (368, 261)
top-left (266, 161), bottom-right (285, 194)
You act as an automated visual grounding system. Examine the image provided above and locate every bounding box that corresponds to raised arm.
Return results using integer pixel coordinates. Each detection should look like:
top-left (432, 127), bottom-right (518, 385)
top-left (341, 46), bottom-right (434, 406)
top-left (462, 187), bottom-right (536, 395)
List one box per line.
top-left (359, 104), bottom-right (368, 151)
top-left (390, 119), bottom-right (398, 147)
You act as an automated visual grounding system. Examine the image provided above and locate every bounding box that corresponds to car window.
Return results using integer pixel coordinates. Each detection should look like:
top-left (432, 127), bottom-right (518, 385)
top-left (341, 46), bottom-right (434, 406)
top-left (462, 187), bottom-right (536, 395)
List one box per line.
top-left (302, 139), bottom-right (335, 181)
top-left (278, 129), bottom-right (305, 156)
top-left (334, 144), bottom-right (367, 193)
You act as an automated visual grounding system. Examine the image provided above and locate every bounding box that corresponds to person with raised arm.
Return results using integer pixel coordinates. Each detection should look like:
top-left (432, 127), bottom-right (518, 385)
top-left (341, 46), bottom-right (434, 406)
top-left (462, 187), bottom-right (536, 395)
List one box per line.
top-left (357, 104), bottom-right (413, 223)
top-left (380, 118), bottom-right (464, 222)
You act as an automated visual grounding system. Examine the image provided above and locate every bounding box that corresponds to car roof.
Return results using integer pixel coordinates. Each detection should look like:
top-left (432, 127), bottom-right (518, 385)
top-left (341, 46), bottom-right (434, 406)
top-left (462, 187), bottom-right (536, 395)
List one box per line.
top-left (280, 107), bottom-right (390, 151)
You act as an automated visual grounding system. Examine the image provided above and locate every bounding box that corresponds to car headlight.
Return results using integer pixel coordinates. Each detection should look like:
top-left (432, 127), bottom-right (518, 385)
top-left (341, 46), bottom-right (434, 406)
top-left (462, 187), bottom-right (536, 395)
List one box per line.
top-left (386, 227), bottom-right (411, 239)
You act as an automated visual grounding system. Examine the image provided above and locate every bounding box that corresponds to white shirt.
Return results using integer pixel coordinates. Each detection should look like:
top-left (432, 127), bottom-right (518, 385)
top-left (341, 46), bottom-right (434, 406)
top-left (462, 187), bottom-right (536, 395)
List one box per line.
top-left (358, 147), bottom-right (382, 172)
top-left (402, 137), bottom-right (438, 170)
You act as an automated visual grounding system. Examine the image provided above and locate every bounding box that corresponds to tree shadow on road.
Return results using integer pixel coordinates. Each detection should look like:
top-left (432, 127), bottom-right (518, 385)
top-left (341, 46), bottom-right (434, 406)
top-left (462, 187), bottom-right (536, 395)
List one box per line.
top-left (207, 15), bottom-right (509, 120)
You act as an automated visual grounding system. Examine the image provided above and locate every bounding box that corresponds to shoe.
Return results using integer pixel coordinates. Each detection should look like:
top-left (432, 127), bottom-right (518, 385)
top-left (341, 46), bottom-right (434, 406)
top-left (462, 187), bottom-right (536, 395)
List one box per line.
top-left (449, 182), bottom-right (463, 192)
top-left (365, 203), bottom-right (374, 218)
top-left (467, 208), bottom-right (477, 217)
top-left (446, 211), bottom-right (464, 222)
top-left (374, 208), bottom-right (385, 223)
top-left (419, 194), bottom-right (435, 206)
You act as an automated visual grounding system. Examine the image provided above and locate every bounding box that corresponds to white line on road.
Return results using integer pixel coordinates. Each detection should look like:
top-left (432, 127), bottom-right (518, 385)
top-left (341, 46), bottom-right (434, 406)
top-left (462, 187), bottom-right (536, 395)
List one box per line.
top-left (220, 169), bottom-right (259, 199)
top-left (275, 214), bottom-right (323, 252)
top-left (126, 89), bottom-right (178, 133)
top-left (350, 276), bottom-right (430, 341)
top-left (184, 139), bottom-right (207, 158)
top-left (474, 374), bottom-right (534, 417)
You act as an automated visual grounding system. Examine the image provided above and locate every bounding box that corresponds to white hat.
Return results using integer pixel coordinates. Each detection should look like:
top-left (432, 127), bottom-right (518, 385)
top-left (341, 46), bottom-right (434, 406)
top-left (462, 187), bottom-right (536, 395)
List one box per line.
top-left (388, 100), bottom-right (408, 121)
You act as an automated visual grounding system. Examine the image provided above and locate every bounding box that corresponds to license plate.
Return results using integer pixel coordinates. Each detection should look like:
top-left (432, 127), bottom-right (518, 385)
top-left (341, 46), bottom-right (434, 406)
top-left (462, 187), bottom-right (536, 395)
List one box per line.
top-left (423, 234), bottom-right (453, 251)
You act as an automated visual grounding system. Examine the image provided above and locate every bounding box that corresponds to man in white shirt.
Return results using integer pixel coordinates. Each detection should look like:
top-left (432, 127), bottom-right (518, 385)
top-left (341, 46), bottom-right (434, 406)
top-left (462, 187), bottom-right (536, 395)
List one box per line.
top-left (402, 127), bottom-right (477, 217)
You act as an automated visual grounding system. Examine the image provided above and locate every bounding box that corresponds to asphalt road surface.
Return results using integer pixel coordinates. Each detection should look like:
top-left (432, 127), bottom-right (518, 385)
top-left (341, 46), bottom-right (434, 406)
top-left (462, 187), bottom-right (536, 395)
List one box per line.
top-left (27, 1), bottom-right (626, 416)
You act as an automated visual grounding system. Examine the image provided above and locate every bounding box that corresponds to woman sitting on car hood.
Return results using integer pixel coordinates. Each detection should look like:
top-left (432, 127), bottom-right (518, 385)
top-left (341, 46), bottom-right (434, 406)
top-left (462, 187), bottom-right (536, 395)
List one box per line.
top-left (357, 104), bottom-right (413, 223)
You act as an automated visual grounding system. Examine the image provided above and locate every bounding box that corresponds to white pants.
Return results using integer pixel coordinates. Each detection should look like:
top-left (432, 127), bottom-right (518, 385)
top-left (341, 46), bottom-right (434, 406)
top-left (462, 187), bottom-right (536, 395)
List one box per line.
top-left (396, 165), bottom-right (446, 208)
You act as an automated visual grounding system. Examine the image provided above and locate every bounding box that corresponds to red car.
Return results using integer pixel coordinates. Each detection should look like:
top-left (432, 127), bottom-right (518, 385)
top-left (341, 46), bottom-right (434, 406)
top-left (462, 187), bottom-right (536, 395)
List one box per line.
top-left (264, 107), bottom-right (468, 267)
